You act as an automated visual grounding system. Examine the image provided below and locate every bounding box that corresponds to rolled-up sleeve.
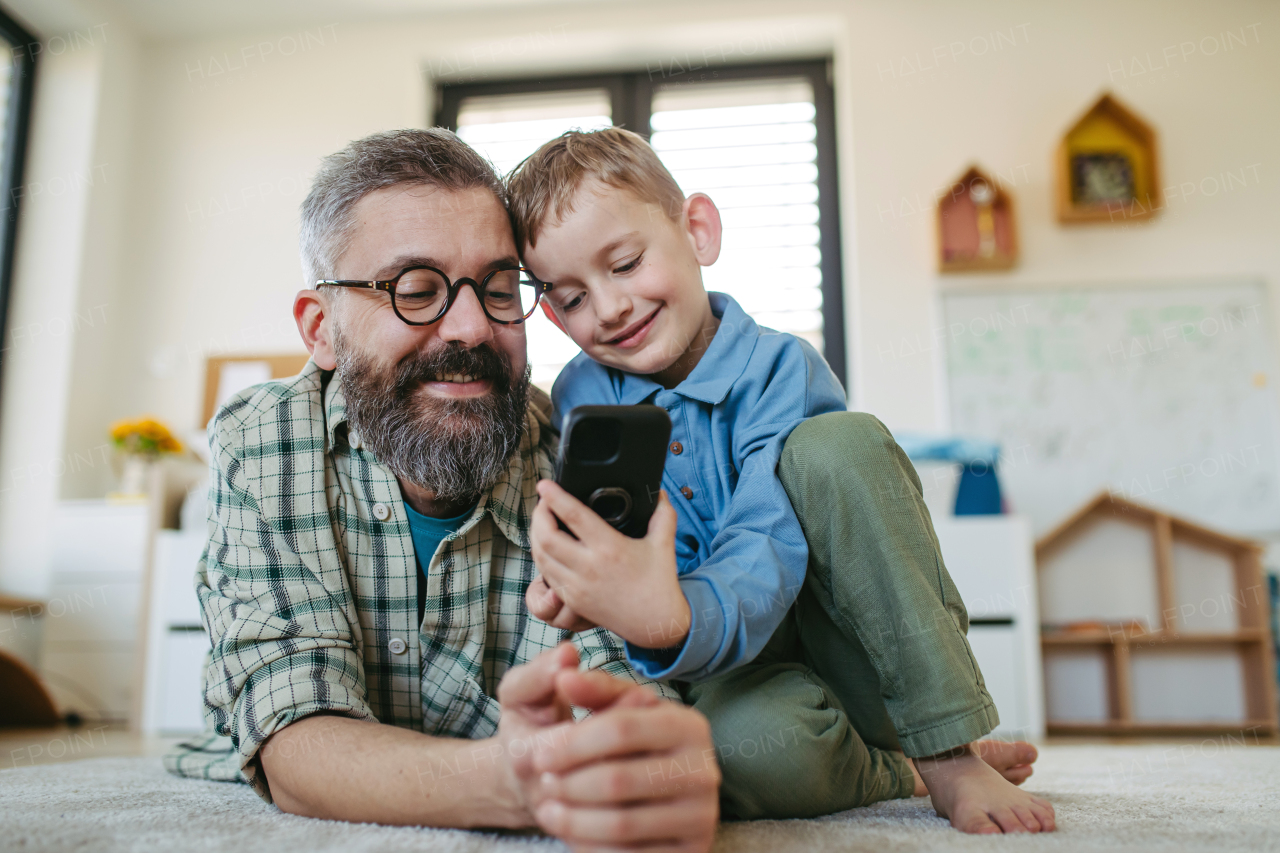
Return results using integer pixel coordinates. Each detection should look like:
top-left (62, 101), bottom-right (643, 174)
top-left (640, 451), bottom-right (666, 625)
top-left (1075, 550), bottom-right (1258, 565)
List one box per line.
top-left (198, 409), bottom-right (375, 802)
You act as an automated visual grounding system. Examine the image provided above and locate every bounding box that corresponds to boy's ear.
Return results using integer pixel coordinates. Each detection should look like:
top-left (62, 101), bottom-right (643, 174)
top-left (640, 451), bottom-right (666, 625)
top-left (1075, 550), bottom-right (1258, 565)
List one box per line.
top-left (681, 193), bottom-right (722, 267)
top-left (540, 300), bottom-right (569, 335)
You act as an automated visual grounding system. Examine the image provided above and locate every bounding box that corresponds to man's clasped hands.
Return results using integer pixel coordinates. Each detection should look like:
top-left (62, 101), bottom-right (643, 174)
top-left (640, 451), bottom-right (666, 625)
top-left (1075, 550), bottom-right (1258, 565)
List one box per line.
top-left (492, 641), bottom-right (719, 850)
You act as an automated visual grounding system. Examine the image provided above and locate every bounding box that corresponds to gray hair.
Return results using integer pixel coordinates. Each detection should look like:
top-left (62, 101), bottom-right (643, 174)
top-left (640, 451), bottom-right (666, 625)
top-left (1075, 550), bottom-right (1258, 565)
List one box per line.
top-left (299, 128), bottom-right (505, 286)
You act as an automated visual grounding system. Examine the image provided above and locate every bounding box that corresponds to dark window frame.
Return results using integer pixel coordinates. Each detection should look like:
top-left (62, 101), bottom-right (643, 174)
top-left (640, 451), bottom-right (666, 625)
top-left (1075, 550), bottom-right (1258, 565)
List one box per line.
top-left (435, 59), bottom-right (847, 390)
top-left (0, 6), bottom-right (38, 390)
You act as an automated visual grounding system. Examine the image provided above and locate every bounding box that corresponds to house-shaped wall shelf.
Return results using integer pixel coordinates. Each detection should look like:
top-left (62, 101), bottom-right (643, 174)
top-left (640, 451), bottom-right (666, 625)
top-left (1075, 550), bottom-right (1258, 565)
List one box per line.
top-left (1036, 492), bottom-right (1278, 737)
top-left (1057, 93), bottom-right (1160, 223)
top-left (937, 165), bottom-right (1018, 272)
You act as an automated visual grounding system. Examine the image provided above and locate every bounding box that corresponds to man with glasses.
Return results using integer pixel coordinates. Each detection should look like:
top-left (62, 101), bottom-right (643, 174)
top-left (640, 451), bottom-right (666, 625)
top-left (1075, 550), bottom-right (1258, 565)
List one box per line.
top-left (165, 129), bottom-right (719, 852)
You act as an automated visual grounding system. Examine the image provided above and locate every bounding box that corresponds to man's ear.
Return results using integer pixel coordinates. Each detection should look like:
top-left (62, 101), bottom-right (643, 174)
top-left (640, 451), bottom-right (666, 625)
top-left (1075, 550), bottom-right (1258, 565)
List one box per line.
top-left (294, 289), bottom-right (338, 370)
top-left (682, 193), bottom-right (722, 267)
top-left (540, 300), bottom-right (569, 335)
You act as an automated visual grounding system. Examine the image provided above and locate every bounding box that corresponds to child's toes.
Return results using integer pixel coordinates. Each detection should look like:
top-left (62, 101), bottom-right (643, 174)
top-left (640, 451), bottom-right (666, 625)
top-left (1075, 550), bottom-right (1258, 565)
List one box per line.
top-left (1004, 764), bottom-right (1033, 785)
top-left (1030, 800), bottom-right (1057, 831)
top-left (954, 808), bottom-right (1002, 835)
top-left (1012, 804), bottom-right (1042, 832)
top-left (990, 806), bottom-right (1030, 833)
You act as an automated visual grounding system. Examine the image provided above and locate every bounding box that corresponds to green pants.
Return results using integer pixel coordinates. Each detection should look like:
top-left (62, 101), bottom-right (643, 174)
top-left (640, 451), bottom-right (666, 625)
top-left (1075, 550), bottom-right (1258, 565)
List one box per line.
top-left (682, 412), bottom-right (999, 820)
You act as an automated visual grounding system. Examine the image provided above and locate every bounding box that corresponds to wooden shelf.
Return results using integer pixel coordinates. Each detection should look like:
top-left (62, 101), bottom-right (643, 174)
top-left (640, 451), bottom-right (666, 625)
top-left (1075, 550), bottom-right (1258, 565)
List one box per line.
top-left (1043, 628), bottom-right (1271, 646)
top-left (1056, 92), bottom-right (1161, 223)
top-left (937, 165), bottom-right (1018, 272)
top-left (0, 594), bottom-right (44, 615)
top-left (1048, 720), bottom-right (1278, 737)
top-left (1037, 492), bottom-right (1279, 739)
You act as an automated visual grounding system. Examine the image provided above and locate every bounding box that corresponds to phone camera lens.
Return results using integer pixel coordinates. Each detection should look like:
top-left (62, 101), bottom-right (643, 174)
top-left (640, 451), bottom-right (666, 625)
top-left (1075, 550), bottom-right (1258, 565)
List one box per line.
top-left (588, 487), bottom-right (632, 527)
top-left (570, 418), bottom-right (622, 463)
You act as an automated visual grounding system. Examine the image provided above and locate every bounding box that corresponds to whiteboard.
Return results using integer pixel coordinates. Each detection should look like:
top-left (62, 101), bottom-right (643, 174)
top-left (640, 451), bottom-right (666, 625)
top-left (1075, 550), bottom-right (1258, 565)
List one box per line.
top-left (943, 281), bottom-right (1280, 536)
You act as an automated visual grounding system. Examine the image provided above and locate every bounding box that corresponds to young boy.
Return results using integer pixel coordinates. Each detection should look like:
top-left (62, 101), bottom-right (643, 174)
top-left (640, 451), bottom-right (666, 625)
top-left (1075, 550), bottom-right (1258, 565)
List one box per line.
top-left (507, 128), bottom-right (1054, 834)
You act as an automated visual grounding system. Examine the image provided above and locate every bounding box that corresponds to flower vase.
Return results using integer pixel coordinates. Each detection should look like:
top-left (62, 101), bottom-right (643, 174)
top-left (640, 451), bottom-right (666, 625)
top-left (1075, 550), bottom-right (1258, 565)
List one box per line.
top-left (119, 455), bottom-right (152, 497)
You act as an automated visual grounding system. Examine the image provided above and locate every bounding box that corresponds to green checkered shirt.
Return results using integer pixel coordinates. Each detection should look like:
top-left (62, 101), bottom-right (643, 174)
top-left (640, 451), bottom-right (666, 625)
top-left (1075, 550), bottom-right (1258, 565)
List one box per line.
top-left (164, 360), bottom-right (676, 802)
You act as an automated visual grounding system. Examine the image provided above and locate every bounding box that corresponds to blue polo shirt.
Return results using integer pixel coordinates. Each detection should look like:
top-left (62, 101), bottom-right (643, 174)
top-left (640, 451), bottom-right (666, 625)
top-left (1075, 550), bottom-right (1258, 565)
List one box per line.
top-left (551, 292), bottom-right (847, 681)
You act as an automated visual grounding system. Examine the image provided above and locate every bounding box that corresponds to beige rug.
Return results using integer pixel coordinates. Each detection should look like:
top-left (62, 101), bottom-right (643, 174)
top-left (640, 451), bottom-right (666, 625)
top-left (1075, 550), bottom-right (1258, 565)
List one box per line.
top-left (2, 744), bottom-right (1277, 852)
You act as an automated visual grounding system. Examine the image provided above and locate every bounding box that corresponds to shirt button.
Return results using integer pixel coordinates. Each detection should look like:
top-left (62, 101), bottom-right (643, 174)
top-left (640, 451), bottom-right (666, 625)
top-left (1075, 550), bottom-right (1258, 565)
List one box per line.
top-left (670, 441), bottom-right (683, 455)
top-left (372, 502), bottom-right (390, 521)
top-left (680, 486), bottom-right (694, 500)
top-left (388, 637), bottom-right (407, 655)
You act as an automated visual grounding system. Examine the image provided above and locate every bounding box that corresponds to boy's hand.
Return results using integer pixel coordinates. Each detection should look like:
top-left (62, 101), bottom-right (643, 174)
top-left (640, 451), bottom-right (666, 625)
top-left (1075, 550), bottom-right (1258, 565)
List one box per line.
top-left (527, 574), bottom-right (599, 632)
top-left (531, 480), bottom-right (691, 651)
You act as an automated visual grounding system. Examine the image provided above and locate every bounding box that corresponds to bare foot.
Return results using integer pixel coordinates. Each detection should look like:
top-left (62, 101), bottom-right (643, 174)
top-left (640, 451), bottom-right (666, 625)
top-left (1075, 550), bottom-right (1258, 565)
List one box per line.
top-left (908, 739), bottom-right (1038, 795)
top-left (912, 743), bottom-right (1056, 834)
top-left (975, 739), bottom-right (1037, 786)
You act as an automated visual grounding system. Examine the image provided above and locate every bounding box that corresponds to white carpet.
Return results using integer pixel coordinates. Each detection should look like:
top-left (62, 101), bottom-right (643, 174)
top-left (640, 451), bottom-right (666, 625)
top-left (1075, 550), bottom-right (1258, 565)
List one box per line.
top-left (2, 744), bottom-right (1278, 852)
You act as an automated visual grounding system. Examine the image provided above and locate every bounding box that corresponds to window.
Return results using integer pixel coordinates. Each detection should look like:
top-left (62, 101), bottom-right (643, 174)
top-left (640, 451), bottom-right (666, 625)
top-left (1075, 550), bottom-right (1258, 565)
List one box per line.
top-left (0, 7), bottom-right (36, 390)
top-left (437, 61), bottom-right (844, 394)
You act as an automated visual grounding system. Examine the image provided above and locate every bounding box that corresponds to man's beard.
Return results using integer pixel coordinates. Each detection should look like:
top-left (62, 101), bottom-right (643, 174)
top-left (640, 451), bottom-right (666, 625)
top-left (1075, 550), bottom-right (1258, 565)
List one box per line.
top-left (333, 330), bottom-right (531, 503)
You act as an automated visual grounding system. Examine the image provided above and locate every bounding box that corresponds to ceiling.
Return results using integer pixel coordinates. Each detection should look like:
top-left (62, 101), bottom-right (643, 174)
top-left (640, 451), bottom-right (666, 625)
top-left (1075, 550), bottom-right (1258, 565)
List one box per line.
top-left (7, 0), bottom-right (630, 41)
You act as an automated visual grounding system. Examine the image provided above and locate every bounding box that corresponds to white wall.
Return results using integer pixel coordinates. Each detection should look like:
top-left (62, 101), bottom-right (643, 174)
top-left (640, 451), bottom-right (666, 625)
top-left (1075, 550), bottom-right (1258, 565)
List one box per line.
top-left (2, 0), bottom-right (1278, 594)
top-left (844, 1), bottom-right (1280, 431)
top-left (0, 25), bottom-right (126, 595)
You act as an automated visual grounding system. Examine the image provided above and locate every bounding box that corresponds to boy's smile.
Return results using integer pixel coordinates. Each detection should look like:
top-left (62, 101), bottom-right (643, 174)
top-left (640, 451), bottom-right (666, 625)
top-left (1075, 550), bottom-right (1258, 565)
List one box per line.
top-left (521, 178), bottom-right (723, 388)
top-left (603, 305), bottom-right (661, 348)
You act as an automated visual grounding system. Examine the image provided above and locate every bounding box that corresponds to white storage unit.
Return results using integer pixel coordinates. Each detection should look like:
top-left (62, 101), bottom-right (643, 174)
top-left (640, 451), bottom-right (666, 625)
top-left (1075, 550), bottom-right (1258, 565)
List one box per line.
top-left (140, 529), bottom-right (209, 734)
top-left (39, 500), bottom-right (151, 722)
top-left (932, 514), bottom-right (1045, 740)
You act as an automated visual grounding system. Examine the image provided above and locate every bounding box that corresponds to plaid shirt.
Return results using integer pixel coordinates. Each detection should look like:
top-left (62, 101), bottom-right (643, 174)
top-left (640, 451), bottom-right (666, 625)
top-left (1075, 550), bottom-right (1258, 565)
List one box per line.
top-left (164, 360), bottom-right (676, 802)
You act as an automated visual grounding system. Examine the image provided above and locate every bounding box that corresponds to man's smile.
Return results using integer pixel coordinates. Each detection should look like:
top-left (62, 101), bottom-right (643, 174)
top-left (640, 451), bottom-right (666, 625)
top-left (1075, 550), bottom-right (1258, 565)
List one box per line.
top-left (421, 373), bottom-right (493, 397)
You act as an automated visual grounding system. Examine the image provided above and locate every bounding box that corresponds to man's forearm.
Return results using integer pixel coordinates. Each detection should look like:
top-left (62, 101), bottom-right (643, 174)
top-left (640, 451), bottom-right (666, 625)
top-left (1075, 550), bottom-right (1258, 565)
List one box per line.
top-left (259, 714), bottom-right (530, 828)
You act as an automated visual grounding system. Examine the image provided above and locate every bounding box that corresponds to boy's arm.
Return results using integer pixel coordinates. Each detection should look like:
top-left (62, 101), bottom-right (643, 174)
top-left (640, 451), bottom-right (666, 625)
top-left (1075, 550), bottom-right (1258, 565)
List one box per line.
top-left (534, 339), bottom-right (847, 682)
top-left (626, 338), bottom-right (847, 682)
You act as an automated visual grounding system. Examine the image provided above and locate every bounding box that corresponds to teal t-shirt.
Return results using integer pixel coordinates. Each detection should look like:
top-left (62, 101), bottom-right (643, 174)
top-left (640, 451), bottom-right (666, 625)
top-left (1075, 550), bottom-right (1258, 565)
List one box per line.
top-left (404, 501), bottom-right (474, 626)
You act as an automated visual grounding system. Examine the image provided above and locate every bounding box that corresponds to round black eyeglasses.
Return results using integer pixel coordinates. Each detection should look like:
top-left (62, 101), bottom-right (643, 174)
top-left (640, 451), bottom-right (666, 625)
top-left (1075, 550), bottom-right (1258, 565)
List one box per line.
top-left (316, 265), bottom-right (552, 326)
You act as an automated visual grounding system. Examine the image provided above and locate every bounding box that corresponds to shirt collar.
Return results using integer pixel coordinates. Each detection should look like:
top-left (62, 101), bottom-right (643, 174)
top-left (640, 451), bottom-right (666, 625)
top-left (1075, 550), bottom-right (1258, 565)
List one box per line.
top-left (321, 363), bottom-right (355, 449)
top-left (615, 292), bottom-right (758, 406)
top-left (323, 361), bottom-right (550, 551)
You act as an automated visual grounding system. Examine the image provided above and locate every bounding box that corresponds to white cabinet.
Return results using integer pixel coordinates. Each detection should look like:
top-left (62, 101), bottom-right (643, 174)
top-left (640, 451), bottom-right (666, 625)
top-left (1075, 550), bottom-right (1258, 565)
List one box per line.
top-left (140, 529), bottom-right (208, 734)
top-left (932, 515), bottom-right (1045, 740)
top-left (39, 500), bottom-right (150, 722)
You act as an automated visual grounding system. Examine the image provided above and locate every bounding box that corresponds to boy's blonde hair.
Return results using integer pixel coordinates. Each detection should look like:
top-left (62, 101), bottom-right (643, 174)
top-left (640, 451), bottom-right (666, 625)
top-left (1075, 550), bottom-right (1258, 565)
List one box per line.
top-left (506, 127), bottom-right (685, 250)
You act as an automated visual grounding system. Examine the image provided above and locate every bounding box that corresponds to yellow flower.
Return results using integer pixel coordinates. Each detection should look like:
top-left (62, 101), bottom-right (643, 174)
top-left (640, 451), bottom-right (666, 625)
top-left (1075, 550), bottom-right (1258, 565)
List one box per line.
top-left (109, 415), bottom-right (183, 455)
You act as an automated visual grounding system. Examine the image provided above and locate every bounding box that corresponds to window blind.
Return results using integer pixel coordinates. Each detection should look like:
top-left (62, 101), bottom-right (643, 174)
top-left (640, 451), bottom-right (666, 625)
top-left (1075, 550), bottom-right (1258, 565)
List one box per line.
top-left (451, 76), bottom-right (828, 390)
top-left (456, 89), bottom-right (611, 390)
top-left (650, 78), bottom-right (824, 352)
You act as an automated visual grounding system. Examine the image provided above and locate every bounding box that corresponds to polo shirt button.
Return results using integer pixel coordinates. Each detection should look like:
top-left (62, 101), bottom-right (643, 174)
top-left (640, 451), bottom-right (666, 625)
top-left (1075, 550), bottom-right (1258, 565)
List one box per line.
top-left (680, 486), bottom-right (694, 500)
top-left (670, 441), bottom-right (683, 455)
top-left (372, 502), bottom-right (390, 521)
top-left (388, 638), bottom-right (407, 655)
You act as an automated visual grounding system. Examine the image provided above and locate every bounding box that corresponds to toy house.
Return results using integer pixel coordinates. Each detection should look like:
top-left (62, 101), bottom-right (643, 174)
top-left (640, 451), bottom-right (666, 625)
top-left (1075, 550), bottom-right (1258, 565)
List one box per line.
top-left (1056, 93), bottom-right (1161, 223)
top-left (1036, 492), bottom-right (1278, 736)
top-left (937, 165), bottom-right (1018, 272)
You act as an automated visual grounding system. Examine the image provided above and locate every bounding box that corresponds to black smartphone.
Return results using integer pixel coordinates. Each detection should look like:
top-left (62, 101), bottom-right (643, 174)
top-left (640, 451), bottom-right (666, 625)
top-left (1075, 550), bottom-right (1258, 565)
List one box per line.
top-left (554, 405), bottom-right (672, 538)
